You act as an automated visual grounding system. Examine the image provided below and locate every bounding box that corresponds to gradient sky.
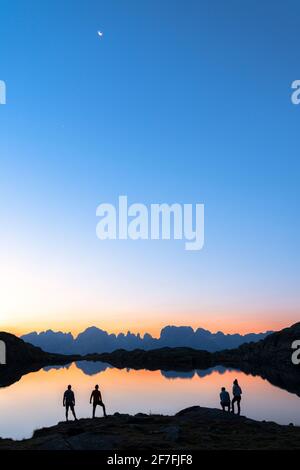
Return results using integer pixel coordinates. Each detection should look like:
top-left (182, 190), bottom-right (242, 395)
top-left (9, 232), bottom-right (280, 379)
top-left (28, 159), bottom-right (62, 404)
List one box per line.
top-left (0, 0), bottom-right (299, 336)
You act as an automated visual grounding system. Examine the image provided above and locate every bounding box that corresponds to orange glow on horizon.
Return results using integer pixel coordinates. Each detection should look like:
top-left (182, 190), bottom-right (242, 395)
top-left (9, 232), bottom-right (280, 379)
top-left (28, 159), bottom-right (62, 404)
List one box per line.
top-left (2, 316), bottom-right (292, 339)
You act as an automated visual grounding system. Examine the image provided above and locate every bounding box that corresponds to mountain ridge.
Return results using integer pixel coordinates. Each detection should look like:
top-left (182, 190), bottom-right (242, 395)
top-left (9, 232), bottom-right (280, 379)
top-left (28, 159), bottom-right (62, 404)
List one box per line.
top-left (21, 325), bottom-right (272, 354)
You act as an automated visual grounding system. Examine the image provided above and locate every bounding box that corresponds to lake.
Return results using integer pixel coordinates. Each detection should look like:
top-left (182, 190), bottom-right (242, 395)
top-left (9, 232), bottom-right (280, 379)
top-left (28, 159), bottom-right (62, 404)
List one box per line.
top-left (1, 361), bottom-right (300, 440)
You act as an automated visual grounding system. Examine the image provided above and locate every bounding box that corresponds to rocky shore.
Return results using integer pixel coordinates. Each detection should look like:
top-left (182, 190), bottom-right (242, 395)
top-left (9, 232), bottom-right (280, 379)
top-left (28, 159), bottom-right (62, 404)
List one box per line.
top-left (1, 406), bottom-right (300, 450)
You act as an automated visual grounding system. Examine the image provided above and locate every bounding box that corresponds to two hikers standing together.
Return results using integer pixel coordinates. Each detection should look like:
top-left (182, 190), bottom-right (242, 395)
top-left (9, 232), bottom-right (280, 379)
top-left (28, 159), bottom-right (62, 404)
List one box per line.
top-left (63, 384), bottom-right (107, 421)
top-left (220, 379), bottom-right (242, 414)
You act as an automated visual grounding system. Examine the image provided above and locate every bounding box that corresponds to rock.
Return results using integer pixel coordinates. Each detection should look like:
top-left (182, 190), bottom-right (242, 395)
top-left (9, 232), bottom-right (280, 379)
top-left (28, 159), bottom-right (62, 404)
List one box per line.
top-left (160, 426), bottom-right (180, 442)
top-left (175, 406), bottom-right (201, 416)
top-left (2, 406), bottom-right (300, 450)
top-left (35, 435), bottom-right (70, 450)
top-left (67, 433), bottom-right (120, 450)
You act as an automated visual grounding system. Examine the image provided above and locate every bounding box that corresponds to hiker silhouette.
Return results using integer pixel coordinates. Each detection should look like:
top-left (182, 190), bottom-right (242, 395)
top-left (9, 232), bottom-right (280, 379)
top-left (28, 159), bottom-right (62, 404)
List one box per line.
top-left (232, 379), bottom-right (242, 415)
top-left (63, 385), bottom-right (77, 421)
top-left (90, 384), bottom-right (107, 418)
top-left (220, 386), bottom-right (231, 412)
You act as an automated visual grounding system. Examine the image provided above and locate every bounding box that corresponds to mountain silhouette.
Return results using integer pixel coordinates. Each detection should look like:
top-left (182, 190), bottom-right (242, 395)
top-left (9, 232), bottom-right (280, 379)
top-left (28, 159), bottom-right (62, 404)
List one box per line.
top-left (21, 325), bottom-right (272, 355)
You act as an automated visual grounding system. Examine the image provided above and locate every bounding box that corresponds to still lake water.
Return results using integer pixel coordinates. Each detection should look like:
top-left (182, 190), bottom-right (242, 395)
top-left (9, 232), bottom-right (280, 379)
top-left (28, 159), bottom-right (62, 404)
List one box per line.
top-left (1, 362), bottom-right (300, 440)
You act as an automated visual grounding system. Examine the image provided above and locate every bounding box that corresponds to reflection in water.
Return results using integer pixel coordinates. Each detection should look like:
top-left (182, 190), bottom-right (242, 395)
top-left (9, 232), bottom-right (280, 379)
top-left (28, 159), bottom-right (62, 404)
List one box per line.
top-left (0, 362), bottom-right (300, 440)
top-left (43, 364), bottom-right (72, 372)
top-left (196, 366), bottom-right (235, 378)
top-left (161, 366), bottom-right (237, 380)
top-left (75, 361), bottom-right (112, 376)
top-left (161, 370), bottom-right (196, 379)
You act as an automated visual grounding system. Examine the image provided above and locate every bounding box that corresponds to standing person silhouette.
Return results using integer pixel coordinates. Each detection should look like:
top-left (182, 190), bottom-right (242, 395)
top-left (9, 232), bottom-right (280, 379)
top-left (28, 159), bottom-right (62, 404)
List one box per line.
top-left (90, 384), bottom-right (107, 418)
top-left (231, 379), bottom-right (242, 415)
top-left (63, 385), bottom-right (77, 421)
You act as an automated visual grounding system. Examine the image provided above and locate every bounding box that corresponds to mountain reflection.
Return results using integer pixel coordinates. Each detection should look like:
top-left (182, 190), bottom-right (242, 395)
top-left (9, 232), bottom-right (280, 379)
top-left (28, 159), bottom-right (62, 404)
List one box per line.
top-left (75, 361), bottom-right (112, 375)
top-left (161, 365), bottom-right (239, 380)
top-left (42, 362), bottom-right (238, 380)
top-left (41, 362), bottom-right (241, 380)
top-left (43, 363), bottom-right (72, 372)
top-left (161, 370), bottom-right (195, 379)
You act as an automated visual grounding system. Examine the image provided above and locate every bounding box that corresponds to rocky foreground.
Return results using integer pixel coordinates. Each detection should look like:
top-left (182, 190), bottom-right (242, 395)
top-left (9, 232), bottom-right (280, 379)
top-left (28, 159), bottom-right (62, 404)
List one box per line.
top-left (1, 406), bottom-right (300, 450)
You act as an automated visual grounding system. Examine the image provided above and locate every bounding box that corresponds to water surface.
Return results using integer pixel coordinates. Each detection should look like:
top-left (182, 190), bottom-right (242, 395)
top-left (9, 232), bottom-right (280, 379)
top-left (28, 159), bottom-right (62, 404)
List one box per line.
top-left (1, 362), bottom-right (300, 440)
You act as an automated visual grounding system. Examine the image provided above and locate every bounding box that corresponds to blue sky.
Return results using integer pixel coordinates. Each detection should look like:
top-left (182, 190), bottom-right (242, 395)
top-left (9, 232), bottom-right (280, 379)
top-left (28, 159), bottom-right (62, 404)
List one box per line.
top-left (0, 0), bottom-right (299, 334)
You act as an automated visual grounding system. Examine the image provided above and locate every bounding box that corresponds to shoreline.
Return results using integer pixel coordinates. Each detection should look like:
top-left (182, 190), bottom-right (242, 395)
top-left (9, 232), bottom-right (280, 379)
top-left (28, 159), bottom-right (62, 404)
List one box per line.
top-left (1, 406), bottom-right (300, 450)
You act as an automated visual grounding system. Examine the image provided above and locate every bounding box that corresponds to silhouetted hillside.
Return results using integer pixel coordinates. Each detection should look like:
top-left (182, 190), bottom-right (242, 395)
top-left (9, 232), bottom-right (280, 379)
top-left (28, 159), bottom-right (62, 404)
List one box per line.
top-left (0, 332), bottom-right (63, 365)
top-left (21, 325), bottom-right (272, 355)
top-left (0, 332), bottom-right (80, 387)
top-left (86, 347), bottom-right (213, 371)
top-left (215, 322), bottom-right (300, 367)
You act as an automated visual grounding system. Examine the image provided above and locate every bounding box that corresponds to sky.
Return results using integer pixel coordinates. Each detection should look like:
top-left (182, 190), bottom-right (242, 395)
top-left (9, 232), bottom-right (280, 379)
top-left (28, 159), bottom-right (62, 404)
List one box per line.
top-left (0, 0), bottom-right (299, 336)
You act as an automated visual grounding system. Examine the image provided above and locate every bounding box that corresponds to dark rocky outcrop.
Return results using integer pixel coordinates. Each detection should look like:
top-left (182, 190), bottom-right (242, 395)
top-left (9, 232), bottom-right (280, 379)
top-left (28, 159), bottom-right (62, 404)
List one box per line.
top-left (0, 332), bottom-right (80, 387)
top-left (214, 322), bottom-right (300, 368)
top-left (1, 406), bottom-right (300, 450)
